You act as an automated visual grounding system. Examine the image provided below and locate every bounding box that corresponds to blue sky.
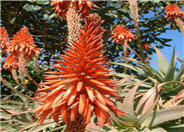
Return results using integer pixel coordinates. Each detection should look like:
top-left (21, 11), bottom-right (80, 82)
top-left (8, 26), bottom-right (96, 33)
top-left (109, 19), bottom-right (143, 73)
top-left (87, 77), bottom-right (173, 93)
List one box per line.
top-left (148, 5), bottom-right (184, 69)
top-left (151, 26), bottom-right (184, 69)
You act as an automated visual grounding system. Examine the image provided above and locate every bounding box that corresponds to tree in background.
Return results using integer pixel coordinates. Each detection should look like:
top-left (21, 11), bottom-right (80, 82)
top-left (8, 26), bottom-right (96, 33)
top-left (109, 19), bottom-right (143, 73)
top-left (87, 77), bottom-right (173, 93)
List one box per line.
top-left (0, 0), bottom-right (184, 132)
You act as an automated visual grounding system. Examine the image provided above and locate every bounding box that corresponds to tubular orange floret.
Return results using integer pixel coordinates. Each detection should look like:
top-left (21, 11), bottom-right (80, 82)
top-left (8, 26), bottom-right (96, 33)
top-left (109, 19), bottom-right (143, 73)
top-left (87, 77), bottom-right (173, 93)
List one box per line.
top-left (34, 14), bottom-right (124, 129)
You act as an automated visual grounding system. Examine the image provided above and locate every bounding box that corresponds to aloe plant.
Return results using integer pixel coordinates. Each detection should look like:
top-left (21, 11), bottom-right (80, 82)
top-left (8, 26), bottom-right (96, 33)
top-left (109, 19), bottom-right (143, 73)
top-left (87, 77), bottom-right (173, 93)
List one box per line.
top-left (113, 47), bottom-right (184, 95)
top-left (0, 93), bottom-right (66, 132)
top-left (85, 81), bottom-right (184, 132)
top-left (106, 47), bottom-right (184, 132)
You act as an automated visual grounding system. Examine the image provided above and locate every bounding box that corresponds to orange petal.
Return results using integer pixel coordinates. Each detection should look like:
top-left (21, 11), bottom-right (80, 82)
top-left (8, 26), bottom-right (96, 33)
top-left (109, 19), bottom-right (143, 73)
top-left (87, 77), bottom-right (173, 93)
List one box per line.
top-left (86, 86), bottom-right (95, 102)
top-left (76, 81), bottom-right (83, 92)
top-left (38, 111), bottom-right (49, 124)
top-left (44, 75), bottom-right (62, 80)
top-left (43, 81), bottom-right (66, 91)
top-left (33, 105), bottom-right (43, 114)
top-left (52, 91), bottom-right (65, 106)
top-left (100, 89), bottom-right (121, 97)
top-left (94, 89), bottom-right (106, 105)
top-left (42, 102), bottom-right (52, 111)
top-left (85, 104), bottom-right (92, 123)
top-left (83, 99), bottom-right (89, 118)
top-left (103, 96), bottom-right (115, 107)
top-left (79, 94), bottom-right (86, 114)
top-left (62, 86), bottom-right (74, 100)
top-left (70, 104), bottom-right (78, 121)
top-left (60, 105), bottom-right (67, 122)
top-left (52, 101), bottom-right (66, 114)
top-left (62, 74), bottom-right (76, 78)
top-left (53, 112), bottom-right (59, 122)
top-left (97, 85), bottom-right (119, 93)
top-left (94, 108), bottom-right (105, 127)
top-left (45, 72), bottom-right (63, 75)
top-left (89, 79), bottom-right (104, 86)
top-left (42, 80), bottom-right (61, 85)
top-left (95, 100), bottom-right (109, 112)
top-left (68, 89), bottom-right (77, 106)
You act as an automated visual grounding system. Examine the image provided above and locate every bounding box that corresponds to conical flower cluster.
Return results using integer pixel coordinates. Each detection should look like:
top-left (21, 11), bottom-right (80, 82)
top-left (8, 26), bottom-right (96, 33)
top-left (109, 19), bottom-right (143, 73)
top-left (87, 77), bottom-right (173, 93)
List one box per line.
top-left (3, 53), bottom-right (19, 71)
top-left (85, 14), bottom-right (105, 34)
top-left (0, 27), bottom-right (9, 52)
top-left (8, 27), bottom-right (40, 60)
top-left (112, 25), bottom-right (135, 44)
top-left (34, 15), bottom-right (124, 127)
top-left (51, 0), bottom-right (97, 17)
top-left (165, 4), bottom-right (184, 20)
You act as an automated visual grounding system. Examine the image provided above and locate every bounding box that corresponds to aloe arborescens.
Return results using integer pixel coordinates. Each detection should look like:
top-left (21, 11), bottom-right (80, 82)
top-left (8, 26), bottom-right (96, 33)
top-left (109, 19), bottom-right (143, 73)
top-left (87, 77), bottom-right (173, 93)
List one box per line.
top-left (34, 15), bottom-right (125, 132)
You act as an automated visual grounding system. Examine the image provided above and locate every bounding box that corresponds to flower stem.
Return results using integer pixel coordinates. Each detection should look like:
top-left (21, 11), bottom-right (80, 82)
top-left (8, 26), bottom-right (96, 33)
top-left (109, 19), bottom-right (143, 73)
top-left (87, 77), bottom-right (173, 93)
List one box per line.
top-left (0, 77), bottom-right (31, 100)
top-left (128, 0), bottom-right (145, 62)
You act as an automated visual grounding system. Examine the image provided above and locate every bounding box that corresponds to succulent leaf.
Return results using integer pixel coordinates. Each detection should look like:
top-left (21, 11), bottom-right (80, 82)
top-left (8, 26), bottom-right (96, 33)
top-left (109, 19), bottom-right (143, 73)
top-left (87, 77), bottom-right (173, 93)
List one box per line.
top-left (141, 105), bottom-right (184, 127)
top-left (164, 47), bottom-right (176, 81)
top-left (155, 47), bottom-right (169, 74)
top-left (136, 85), bottom-right (161, 115)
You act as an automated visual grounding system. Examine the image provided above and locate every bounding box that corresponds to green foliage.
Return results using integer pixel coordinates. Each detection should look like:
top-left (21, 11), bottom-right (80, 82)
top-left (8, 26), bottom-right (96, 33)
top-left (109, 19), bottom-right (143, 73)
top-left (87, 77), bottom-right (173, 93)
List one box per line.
top-left (114, 47), bottom-right (184, 95)
top-left (1, 1), bottom-right (184, 132)
top-left (110, 48), bottom-right (184, 132)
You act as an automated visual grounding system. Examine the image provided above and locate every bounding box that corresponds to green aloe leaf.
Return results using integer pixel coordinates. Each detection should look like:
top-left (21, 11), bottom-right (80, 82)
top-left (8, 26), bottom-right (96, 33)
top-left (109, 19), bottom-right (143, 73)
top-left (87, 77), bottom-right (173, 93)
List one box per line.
top-left (111, 62), bottom-right (145, 74)
top-left (155, 47), bottom-right (169, 74)
top-left (175, 64), bottom-right (184, 81)
top-left (142, 105), bottom-right (184, 128)
top-left (151, 127), bottom-right (167, 132)
top-left (119, 80), bottom-right (147, 122)
top-left (164, 47), bottom-right (176, 81)
top-left (136, 85), bottom-right (161, 115)
top-left (166, 124), bottom-right (184, 132)
top-left (115, 73), bottom-right (151, 88)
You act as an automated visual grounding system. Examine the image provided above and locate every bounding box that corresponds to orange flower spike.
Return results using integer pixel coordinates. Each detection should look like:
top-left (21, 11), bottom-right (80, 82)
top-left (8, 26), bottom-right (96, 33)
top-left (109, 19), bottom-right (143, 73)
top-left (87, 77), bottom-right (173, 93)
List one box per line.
top-left (0, 27), bottom-right (9, 52)
top-left (3, 54), bottom-right (19, 71)
top-left (165, 4), bottom-right (184, 20)
top-left (34, 14), bottom-right (125, 127)
top-left (51, 0), bottom-right (98, 17)
top-left (9, 27), bottom-right (40, 60)
top-left (112, 25), bottom-right (135, 44)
